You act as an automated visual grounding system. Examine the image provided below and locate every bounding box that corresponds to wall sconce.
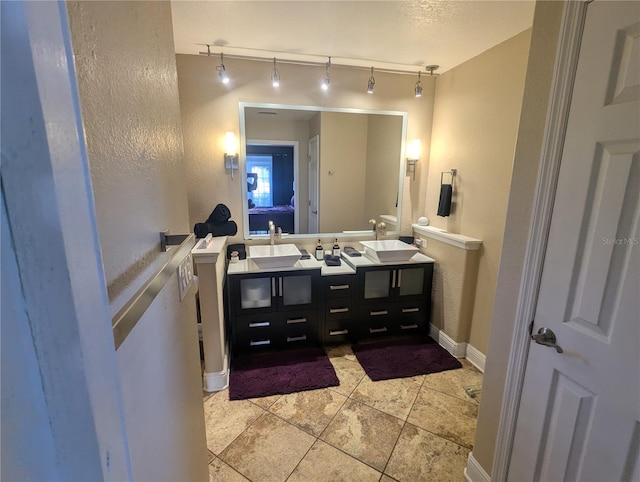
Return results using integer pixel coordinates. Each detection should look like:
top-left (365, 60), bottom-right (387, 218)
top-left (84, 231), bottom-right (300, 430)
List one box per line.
top-left (224, 131), bottom-right (239, 179)
top-left (406, 139), bottom-right (421, 181)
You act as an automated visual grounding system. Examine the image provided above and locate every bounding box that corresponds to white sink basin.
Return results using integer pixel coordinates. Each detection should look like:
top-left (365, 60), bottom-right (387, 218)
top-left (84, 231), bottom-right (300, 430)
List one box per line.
top-left (249, 244), bottom-right (301, 269)
top-left (360, 240), bottom-right (419, 263)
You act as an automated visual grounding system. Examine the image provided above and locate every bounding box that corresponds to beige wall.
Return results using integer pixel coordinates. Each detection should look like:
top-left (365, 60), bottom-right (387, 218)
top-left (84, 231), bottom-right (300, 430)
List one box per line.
top-left (365, 115), bottom-right (404, 223)
top-left (427, 30), bottom-right (532, 353)
top-left (67, 2), bottom-right (207, 480)
top-left (319, 112), bottom-right (368, 232)
top-left (473, 1), bottom-right (565, 475)
top-left (176, 55), bottom-right (436, 244)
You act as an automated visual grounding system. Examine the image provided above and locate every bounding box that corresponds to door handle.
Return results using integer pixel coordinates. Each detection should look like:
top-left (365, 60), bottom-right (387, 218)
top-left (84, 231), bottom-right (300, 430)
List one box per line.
top-left (531, 327), bottom-right (563, 353)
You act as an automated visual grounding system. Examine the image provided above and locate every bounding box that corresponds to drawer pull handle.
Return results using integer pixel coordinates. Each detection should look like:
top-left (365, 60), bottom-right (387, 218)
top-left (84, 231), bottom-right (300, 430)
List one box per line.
top-left (287, 318), bottom-right (307, 324)
top-left (329, 307), bottom-right (349, 314)
top-left (400, 324), bottom-right (419, 330)
top-left (329, 284), bottom-right (350, 290)
top-left (287, 335), bottom-right (307, 342)
top-left (329, 329), bottom-right (349, 336)
top-left (402, 308), bottom-right (420, 313)
top-left (248, 321), bottom-right (270, 328)
top-left (370, 310), bottom-right (388, 316)
top-left (369, 327), bottom-right (388, 334)
top-left (250, 339), bottom-right (271, 346)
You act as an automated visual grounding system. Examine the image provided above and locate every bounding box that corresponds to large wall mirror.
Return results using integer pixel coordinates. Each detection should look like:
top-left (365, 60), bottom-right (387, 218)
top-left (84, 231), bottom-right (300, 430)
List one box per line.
top-left (239, 102), bottom-right (408, 240)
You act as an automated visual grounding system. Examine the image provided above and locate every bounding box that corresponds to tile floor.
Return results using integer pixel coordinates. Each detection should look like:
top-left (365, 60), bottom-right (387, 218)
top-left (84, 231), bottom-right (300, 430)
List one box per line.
top-left (203, 345), bottom-right (483, 482)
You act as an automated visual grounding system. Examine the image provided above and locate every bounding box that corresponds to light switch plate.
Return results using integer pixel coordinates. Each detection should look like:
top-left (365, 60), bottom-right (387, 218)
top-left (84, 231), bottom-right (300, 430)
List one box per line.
top-left (177, 253), bottom-right (193, 301)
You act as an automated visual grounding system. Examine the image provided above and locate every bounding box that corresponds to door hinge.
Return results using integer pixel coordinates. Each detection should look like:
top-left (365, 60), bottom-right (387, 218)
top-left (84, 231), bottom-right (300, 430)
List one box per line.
top-left (528, 319), bottom-right (535, 336)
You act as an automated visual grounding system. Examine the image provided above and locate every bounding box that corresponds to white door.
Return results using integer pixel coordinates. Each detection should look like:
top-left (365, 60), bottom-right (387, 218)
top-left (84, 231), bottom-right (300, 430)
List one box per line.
top-left (309, 135), bottom-right (320, 233)
top-left (509, 2), bottom-right (640, 481)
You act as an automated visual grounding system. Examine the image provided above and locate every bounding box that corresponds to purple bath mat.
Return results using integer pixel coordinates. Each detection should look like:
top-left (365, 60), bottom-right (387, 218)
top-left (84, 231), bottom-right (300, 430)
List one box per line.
top-left (352, 335), bottom-right (462, 381)
top-left (229, 347), bottom-right (339, 400)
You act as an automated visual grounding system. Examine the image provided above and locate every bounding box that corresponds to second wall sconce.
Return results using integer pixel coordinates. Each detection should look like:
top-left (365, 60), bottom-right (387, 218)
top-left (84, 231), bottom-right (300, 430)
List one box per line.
top-left (406, 139), bottom-right (421, 181)
top-left (224, 131), bottom-right (239, 179)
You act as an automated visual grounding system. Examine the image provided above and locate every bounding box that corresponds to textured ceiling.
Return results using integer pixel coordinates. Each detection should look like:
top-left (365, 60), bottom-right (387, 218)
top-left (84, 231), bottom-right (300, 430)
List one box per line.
top-left (170, 1), bottom-right (535, 74)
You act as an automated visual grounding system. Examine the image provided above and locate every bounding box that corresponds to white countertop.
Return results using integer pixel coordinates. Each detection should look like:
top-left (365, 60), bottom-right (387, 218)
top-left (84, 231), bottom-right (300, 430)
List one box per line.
top-left (341, 251), bottom-right (435, 268)
top-left (227, 256), bottom-right (356, 276)
top-left (191, 234), bottom-right (227, 264)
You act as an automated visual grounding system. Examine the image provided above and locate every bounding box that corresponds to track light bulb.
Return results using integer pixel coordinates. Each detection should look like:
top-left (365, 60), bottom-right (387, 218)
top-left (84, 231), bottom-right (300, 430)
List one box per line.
top-left (367, 67), bottom-right (375, 94)
top-left (322, 57), bottom-right (331, 91)
top-left (217, 52), bottom-right (229, 84)
top-left (271, 57), bottom-right (280, 87)
top-left (414, 71), bottom-right (422, 98)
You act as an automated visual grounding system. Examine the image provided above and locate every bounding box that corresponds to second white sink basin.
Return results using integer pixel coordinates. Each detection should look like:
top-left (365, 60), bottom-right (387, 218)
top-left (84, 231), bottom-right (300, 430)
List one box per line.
top-left (249, 244), bottom-right (301, 269)
top-left (360, 240), bottom-right (419, 262)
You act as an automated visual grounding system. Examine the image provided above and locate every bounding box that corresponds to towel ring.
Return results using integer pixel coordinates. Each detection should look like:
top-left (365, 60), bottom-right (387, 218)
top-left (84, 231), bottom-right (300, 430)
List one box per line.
top-left (441, 169), bottom-right (457, 185)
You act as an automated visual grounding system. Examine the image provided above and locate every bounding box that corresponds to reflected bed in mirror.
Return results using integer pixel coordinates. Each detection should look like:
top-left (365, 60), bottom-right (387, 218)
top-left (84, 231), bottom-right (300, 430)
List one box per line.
top-left (239, 103), bottom-right (408, 240)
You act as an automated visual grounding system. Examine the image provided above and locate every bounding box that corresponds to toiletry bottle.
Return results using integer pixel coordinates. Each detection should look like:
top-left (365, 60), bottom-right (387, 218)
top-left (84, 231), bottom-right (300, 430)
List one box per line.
top-left (332, 238), bottom-right (340, 257)
top-left (315, 239), bottom-right (324, 260)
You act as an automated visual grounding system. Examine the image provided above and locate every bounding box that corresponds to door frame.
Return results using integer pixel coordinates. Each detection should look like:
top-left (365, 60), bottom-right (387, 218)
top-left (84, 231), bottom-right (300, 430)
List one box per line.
top-left (491, 1), bottom-right (590, 479)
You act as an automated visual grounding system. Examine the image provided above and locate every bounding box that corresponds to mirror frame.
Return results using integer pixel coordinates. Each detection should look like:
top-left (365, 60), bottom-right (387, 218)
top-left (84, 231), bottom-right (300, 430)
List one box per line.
top-left (238, 102), bottom-right (408, 240)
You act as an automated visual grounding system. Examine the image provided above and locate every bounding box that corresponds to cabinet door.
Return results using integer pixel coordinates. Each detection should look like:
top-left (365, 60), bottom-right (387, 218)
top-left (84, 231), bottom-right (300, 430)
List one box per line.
top-left (362, 269), bottom-right (392, 300)
top-left (277, 272), bottom-right (319, 311)
top-left (231, 275), bottom-right (277, 314)
top-left (397, 267), bottom-right (424, 298)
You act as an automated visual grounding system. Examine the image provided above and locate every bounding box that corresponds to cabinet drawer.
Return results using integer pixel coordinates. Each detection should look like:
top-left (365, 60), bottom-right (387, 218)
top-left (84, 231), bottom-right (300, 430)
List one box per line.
top-left (323, 319), bottom-right (351, 344)
top-left (324, 275), bottom-right (355, 298)
top-left (357, 305), bottom-right (393, 337)
top-left (325, 299), bottom-right (353, 321)
top-left (235, 314), bottom-right (277, 335)
top-left (397, 301), bottom-right (427, 319)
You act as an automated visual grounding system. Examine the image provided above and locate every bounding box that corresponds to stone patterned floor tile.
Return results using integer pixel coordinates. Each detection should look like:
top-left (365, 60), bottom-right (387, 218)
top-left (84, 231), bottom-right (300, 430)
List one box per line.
top-left (422, 359), bottom-right (484, 404)
top-left (204, 390), bottom-right (264, 455)
top-left (325, 344), bottom-right (358, 362)
top-left (208, 455), bottom-right (249, 482)
top-left (219, 412), bottom-right (315, 481)
top-left (320, 399), bottom-right (404, 472)
top-left (269, 387), bottom-right (348, 436)
top-left (327, 356), bottom-right (366, 397)
top-left (287, 440), bottom-right (381, 482)
top-left (380, 475), bottom-right (398, 482)
top-left (407, 386), bottom-right (478, 449)
top-left (385, 423), bottom-right (469, 482)
top-left (249, 394), bottom-right (282, 410)
top-left (350, 375), bottom-right (423, 421)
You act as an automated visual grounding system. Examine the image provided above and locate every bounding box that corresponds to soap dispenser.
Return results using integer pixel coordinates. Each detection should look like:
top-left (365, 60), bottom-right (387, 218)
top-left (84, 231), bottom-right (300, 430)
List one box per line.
top-left (315, 239), bottom-right (324, 261)
top-left (332, 238), bottom-right (340, 257)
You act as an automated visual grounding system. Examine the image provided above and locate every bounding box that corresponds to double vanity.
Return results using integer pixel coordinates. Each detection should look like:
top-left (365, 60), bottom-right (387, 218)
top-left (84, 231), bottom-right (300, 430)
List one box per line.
top-left (225, 240), bottom-right (434, 355)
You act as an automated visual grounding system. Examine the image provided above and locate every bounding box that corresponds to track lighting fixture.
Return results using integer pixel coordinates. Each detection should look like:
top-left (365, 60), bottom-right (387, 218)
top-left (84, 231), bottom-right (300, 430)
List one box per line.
top-left (414, 71), bottom-right (422, 98)
top-left (321, 57), bottom-right (331, 91)
top-left (217, 52), bottom-right (229, 84)
top-left (271, 57), bottom-right (280, 87)
top-left (367, 67), bottom-right (375, 94)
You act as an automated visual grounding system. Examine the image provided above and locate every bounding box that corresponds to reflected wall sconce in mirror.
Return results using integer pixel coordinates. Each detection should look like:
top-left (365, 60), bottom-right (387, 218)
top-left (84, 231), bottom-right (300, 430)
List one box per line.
top-left (406, 139), bottom-right (421, 181)
top-left (224, 131), bottom-right (239, 179)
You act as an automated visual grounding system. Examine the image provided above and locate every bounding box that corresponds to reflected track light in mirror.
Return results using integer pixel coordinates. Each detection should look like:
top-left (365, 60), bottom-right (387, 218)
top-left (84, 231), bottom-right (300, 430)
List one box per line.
top-left (271, 57), bottom-right (280, 87)
top-left (321, 57), bottom-right (331, 91)
top-left (367, 67), bottom-right (375, 94)
top-left (217, 52), bottom-right (229, 84)
top-left (414, 71), bottom-right (422, 98)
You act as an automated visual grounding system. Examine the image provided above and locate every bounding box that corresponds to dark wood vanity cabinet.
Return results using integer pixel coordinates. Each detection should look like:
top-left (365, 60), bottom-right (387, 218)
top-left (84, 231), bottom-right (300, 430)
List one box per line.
top-left (354, 263), bottom-right (433, 339)
top-left (320, 274), bottom-right (356, 345)
top-left (227, 269), bottom-right (321, 353)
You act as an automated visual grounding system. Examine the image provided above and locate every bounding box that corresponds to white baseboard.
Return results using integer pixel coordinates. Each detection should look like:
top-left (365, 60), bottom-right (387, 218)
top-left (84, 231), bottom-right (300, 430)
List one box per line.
top-left (203, 354), bottom-right (228, 392)
top-left (429, 324), bottom-right (467, 358)
top-left (429, 324), bottom-right (486, 372)
top-left (465, 344), bottom-right (486, 373)
top-left (464, 452), bottom-right (491, 482)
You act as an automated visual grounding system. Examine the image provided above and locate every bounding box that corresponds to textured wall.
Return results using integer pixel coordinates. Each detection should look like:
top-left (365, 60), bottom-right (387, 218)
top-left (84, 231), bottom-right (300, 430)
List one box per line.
top-left (426, 30), bottom-right (532, 354)
top-left (67, 2), bottom-right (207, 480)
top-left (420, 238), bottom-right (480, 342)
top-left (176, 54), bottom-right (436, 243)
top-left (472, 1), bottom-right (565, 475)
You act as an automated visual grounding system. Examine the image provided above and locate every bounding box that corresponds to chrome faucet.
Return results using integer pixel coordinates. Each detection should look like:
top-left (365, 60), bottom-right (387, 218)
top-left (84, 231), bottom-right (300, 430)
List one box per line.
top-left (268, 221), bottom-right (282, 245)
top-left (375, 222), bottom-right (387, 240)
